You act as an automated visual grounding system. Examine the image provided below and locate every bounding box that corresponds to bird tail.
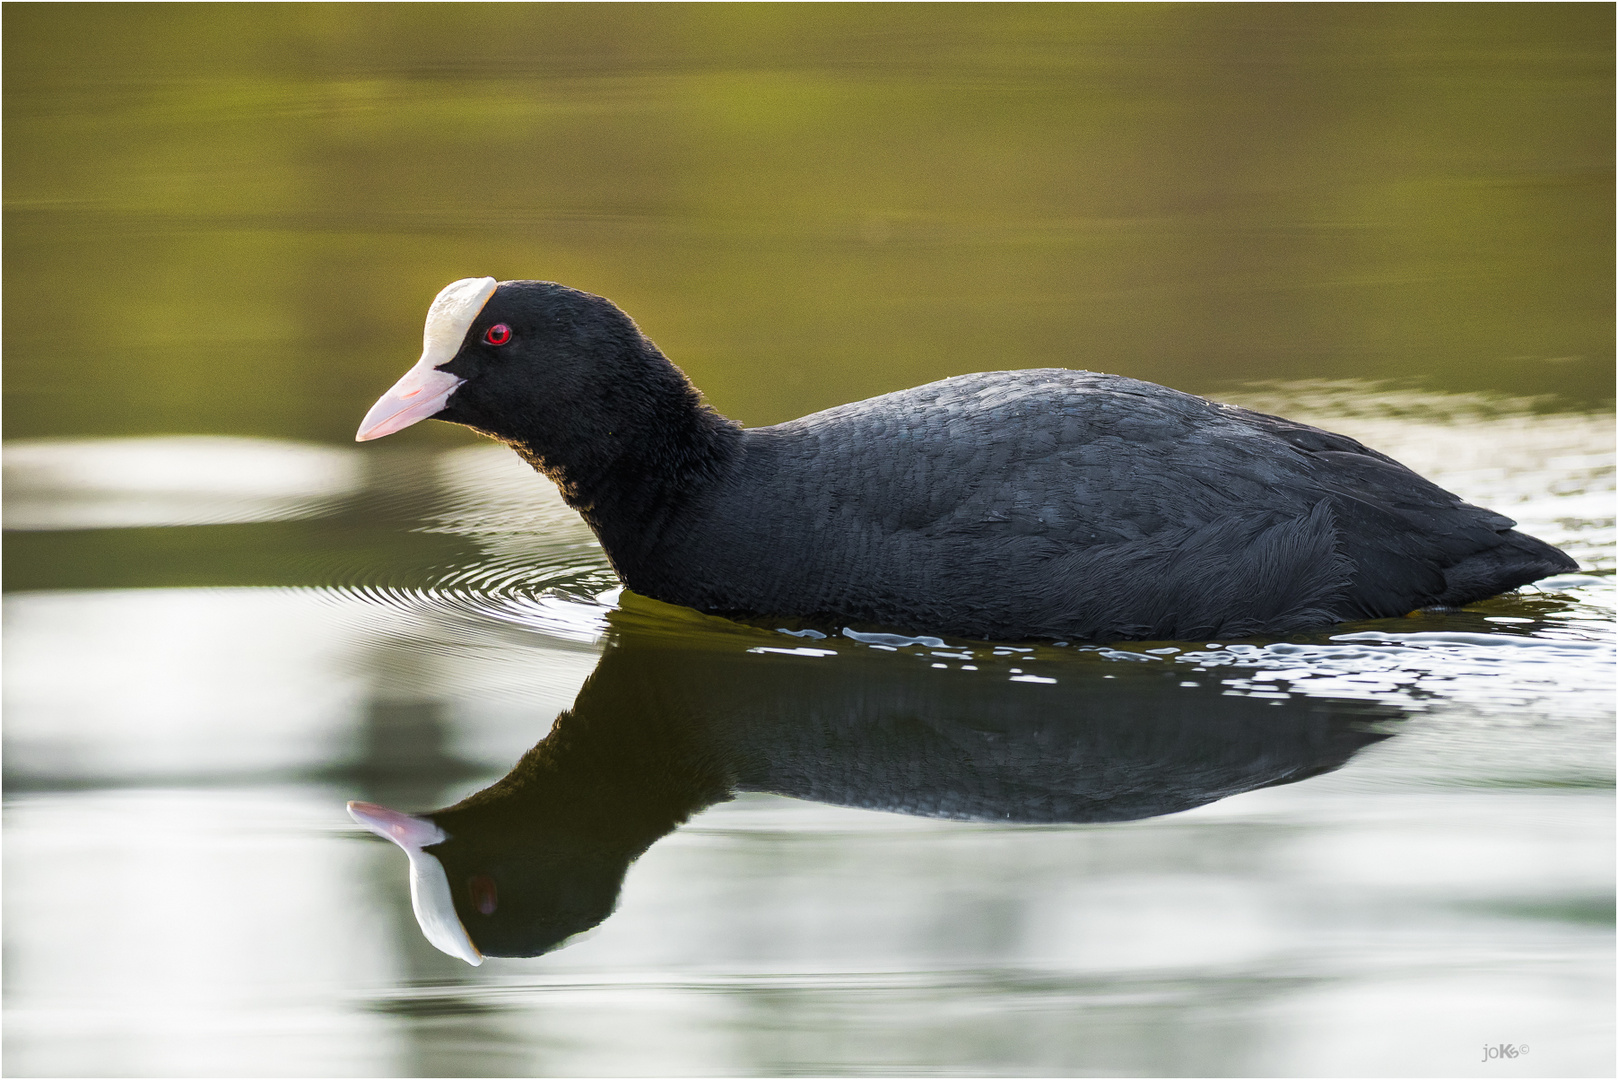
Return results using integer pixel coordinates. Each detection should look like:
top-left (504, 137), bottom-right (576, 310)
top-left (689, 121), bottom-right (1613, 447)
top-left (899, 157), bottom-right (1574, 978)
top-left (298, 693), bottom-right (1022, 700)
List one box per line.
top-left (1436, 529), bottom-right (1579, 607)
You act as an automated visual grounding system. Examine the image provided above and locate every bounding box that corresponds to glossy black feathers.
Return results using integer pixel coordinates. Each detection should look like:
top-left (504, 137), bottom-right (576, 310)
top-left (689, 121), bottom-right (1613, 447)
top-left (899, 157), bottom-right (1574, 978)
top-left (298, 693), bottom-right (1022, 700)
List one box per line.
top-left (432, 282), bottom-right (1576, 641)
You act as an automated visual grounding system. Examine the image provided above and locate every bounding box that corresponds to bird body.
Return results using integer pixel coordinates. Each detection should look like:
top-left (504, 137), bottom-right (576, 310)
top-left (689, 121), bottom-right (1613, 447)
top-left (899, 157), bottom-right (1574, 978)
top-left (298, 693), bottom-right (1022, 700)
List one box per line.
top-left (358, 279), bottom-right (1576, 641)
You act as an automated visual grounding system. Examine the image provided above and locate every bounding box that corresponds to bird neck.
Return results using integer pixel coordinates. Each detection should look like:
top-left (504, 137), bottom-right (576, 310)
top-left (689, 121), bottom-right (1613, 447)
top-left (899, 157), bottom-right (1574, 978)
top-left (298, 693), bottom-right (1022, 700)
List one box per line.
top-left (507, 358), bottom-right (742, 581)
top-left (436, 680), bottom-right (733, 859)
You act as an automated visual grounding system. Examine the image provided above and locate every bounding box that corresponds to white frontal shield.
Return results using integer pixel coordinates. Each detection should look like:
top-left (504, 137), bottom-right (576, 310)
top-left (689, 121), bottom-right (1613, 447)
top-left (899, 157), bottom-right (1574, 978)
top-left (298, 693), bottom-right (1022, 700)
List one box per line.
top-left (348, 800), bottom-right (484, 966)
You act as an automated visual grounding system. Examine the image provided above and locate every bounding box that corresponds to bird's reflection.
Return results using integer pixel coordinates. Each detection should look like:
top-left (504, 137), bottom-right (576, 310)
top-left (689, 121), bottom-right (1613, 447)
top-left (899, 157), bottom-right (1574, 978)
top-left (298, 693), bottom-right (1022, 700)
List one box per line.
top-left (351, 613), bottom-right (1396, 963)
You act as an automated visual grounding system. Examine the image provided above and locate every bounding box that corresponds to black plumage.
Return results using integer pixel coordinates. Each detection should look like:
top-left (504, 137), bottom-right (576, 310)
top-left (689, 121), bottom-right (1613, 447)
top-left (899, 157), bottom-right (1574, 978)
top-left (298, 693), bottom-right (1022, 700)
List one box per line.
top-left (373, 279), bottom-right (1576, 642)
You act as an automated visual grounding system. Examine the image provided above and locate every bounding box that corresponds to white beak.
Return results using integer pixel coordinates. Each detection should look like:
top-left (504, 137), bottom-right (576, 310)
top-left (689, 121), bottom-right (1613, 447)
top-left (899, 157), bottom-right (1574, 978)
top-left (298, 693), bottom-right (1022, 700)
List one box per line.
top-left (356, 277), bottom-right (498, 442)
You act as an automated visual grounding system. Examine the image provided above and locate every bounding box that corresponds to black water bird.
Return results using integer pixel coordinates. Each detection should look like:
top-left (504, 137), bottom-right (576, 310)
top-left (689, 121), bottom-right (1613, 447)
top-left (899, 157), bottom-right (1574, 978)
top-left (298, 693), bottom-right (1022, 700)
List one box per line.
top-left (348, 616), bottom-right (1395, 962)
top-left (357, 278), bottom-right (1576, 641)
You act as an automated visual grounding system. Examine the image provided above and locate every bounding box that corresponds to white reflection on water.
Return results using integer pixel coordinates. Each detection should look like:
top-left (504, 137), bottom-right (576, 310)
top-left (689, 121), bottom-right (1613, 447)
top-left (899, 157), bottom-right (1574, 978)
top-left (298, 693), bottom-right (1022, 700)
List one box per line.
top-left (3, 588), bottom-right (599, 785)
top-left (3, 437), bottom-right (362, 530)
top-left (3, 387), bottom-right (1613, 1077)
top-left (5, 789), bottom-right (399, 1076)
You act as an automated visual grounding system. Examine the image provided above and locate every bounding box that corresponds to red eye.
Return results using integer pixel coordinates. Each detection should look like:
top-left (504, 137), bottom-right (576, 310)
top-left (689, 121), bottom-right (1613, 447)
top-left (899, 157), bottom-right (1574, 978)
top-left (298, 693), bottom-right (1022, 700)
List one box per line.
top-left (484, 323), bottom-right (512, 346)
top-left (468, 874), bottom-right (498, 915)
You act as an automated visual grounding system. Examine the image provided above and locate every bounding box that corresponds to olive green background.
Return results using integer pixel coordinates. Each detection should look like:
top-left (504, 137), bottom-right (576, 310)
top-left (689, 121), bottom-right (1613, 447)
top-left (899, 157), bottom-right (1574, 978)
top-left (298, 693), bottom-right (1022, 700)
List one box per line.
top-left (6, 3), bottom-right (1613, 449)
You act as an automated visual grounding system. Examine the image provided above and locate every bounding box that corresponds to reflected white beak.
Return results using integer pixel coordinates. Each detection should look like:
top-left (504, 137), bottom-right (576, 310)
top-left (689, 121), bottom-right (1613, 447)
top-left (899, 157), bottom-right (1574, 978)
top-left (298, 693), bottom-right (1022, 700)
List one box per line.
top-left (348, 800), bottom-right (484, 966)
top-left (356, 276), bottom-right (497, 442)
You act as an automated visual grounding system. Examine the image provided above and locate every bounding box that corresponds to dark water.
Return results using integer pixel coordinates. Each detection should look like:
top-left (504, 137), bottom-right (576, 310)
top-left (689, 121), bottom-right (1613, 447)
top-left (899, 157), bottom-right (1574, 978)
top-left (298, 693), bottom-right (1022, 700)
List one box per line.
top-left (4, 7), bottom-right (1613, 1077)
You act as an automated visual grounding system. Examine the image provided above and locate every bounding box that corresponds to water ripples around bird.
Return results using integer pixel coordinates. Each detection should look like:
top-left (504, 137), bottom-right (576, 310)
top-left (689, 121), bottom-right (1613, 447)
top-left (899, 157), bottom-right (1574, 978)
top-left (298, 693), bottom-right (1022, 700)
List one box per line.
top-left (301, 393), bottom-right (1613, 762)
top-left (6, 385), bottom-right (1613, 762)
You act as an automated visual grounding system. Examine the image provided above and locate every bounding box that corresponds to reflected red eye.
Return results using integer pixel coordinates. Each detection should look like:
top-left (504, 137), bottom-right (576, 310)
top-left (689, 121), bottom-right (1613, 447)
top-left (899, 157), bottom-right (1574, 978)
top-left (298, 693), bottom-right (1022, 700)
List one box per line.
top-left (484, 323), bottom-right (512, 346)
top-left (468, 874), bottom-right (498, 915)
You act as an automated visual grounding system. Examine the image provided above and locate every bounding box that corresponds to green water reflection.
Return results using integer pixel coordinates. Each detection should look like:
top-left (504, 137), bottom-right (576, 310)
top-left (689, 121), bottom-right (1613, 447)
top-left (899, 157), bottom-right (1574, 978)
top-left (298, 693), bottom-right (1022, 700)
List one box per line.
top-left (5, 3), bottom-right (1612, 450)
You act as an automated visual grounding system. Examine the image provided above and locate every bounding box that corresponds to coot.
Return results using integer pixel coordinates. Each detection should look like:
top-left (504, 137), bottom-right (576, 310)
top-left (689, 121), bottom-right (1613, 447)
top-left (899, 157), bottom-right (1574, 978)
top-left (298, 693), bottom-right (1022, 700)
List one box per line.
top-left (357, 278), bottom-right (1575, 641)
